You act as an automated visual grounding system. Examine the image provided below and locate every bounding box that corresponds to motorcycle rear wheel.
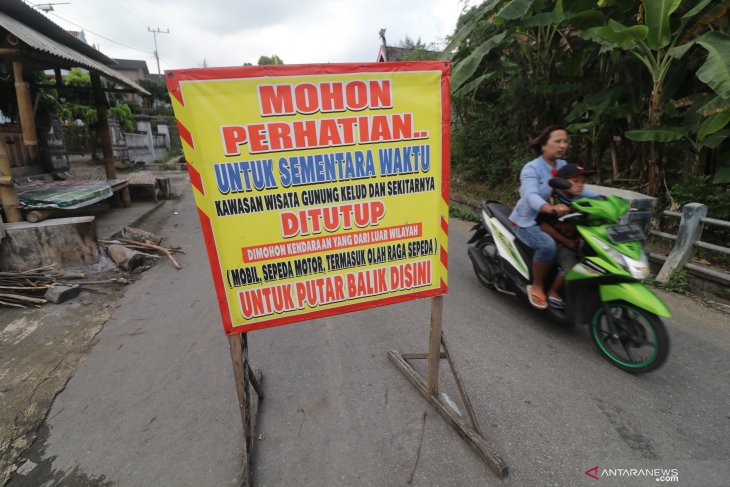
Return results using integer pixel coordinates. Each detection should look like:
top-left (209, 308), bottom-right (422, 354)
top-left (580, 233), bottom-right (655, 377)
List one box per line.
top-left (591, 302), bottom-right (669, 374)
top-left (472, 242), bottom-right (496, 289)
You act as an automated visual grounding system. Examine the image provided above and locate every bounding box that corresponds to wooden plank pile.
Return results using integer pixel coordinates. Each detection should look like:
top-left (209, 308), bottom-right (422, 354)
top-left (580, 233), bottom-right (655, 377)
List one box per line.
top-left (99, 226), bottom-right (184, 272)
top-left (0, 265), bottom-right (130, 308)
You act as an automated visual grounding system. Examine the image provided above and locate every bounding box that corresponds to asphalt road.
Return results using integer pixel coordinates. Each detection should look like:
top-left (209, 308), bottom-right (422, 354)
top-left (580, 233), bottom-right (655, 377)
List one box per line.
top-left (10, 185), bottom-right (730, 486)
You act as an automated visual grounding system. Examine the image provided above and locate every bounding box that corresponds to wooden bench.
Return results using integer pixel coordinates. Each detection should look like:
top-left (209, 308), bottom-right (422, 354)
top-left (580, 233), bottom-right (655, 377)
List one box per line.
top-left (127, 174), bottom-right (171, 202)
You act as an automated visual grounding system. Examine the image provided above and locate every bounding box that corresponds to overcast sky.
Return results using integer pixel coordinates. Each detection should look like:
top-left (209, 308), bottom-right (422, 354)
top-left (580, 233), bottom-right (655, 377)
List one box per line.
top-left (34, 0), bottom-right (476, 74)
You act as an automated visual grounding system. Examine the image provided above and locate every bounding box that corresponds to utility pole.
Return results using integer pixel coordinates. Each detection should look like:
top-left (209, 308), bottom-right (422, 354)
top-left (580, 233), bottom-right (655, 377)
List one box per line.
top-left (147, 27), bottom-right (169, 75)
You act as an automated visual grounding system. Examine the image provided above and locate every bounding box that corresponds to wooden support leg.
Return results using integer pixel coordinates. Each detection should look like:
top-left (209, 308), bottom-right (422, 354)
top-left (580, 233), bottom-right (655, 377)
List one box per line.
top-left (121, 187), bottom-right (132, 207)
top-left (388, 349), bottom-right (508, 478)
top-left (388, 296), bottom-right (508, 478)
top-left (227, 332), bottom-right (263, 487)
top-left (426, 295), bottom-right (443, 395)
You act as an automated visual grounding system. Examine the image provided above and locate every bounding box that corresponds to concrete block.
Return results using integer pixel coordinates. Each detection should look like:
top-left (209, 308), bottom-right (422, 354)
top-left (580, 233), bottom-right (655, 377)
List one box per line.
top-left (587, 184), bottom-right (658, 235)
top-left (0, 216), bottom-right (100, 271)
top-left (44, 285), bottom-right (81, 303)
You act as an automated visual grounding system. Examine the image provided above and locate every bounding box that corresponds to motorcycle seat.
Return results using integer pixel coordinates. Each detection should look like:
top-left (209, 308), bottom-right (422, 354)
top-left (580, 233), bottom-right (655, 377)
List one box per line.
top-left (483, 200), bottom-right (513, 230)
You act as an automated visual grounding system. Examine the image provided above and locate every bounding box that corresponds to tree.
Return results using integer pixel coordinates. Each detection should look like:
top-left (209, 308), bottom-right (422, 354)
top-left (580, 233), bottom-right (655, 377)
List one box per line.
top-left (398, 36), bottom-right (440, 61)
top-left (443, 0), bottom-right (730, 197)
top-left (138, 78), bottom-right (171, 108)
top-left (258, 55), bottom-right (284, 65)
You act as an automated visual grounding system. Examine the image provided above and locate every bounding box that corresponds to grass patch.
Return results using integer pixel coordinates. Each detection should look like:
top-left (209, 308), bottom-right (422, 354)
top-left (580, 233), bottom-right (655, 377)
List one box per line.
top-left (449, 204), bottom-right (480, 223)
top-left (657, 269), bottom-right (689, 294)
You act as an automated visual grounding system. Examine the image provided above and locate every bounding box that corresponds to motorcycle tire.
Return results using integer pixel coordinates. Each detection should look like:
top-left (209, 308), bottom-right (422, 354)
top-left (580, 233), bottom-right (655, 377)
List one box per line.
top-left (473, 242), bottom-right (497, 289)
top-left (590, 302), bottom-right (669, 374)
top-left (472, 261), bottom-right (494, 289)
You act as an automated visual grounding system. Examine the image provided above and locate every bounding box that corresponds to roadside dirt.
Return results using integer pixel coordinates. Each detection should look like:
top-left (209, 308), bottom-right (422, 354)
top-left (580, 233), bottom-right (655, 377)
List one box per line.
top-left (0, 285), bottom-right (125, 485)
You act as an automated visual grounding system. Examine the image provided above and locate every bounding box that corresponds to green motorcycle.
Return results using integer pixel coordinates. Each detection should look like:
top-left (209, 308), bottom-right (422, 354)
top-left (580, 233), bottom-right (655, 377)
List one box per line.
top-left (468, 180), bottom-right (670, 374)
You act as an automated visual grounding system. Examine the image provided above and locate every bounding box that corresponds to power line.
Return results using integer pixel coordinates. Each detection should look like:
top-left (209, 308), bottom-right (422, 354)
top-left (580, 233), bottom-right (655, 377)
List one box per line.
top-left (110, 0), bottom-right (150, 27)
top-left (112, 0), bottom-right (201, 69)
top-left (46, 11), bottom-right (152, 55)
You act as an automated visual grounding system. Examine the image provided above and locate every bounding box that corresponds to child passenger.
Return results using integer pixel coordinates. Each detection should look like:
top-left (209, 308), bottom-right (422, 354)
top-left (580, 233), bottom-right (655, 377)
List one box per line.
top-left (536, 164), bottom-right (597, 310)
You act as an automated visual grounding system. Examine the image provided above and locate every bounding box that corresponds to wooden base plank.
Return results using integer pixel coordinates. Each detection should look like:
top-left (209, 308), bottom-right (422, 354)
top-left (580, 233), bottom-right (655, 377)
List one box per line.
top-left (388, 350), bottom-right (509, 479)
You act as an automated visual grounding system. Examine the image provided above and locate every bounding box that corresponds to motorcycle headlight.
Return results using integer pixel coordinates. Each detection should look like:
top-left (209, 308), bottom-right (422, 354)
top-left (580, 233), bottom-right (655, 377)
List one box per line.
top-left (592, 238), bottom-right (650, 280)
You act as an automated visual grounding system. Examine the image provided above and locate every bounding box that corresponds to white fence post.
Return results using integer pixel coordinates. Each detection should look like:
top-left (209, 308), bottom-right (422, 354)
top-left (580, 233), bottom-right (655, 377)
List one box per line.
top-left (656, 203), bottom-right (707, 283)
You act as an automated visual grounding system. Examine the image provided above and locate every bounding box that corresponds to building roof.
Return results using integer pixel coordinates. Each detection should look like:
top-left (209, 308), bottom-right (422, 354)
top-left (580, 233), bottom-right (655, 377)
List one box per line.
top-left (112, 58), bottom-right (150, 75)
top-left (376, 45), bottom-right (441, 62)
top-left (0, 0), bottom-right (148, 94)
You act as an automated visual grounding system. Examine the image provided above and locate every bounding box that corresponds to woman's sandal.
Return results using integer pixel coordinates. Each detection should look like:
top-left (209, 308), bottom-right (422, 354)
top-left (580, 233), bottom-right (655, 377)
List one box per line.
top-left (526, 285), bottom-right (548, 310)
top-left (548, 294), bottom-right (565, 310)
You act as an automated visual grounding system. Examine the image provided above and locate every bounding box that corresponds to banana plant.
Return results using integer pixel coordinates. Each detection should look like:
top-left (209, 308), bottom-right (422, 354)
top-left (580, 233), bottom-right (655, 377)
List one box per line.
top-left (447, 0), bottom-right (603, 96)
top-left (584, 0), bottom-right (720, 195)
top-left (626, 107), bottom-right (730, 174)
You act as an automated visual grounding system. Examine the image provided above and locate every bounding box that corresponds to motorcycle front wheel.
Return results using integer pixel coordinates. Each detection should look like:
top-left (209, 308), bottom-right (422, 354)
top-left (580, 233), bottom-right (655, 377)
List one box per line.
top-left (591, 302), bottom-right (669, 374)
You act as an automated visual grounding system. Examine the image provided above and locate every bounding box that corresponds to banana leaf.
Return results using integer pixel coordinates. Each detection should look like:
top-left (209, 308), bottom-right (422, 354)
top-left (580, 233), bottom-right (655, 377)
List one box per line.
top-left (704, 129), bottom-right (730, 149)
top-left (695, 32), bottom-right (730, 99)
top-left (565, 10), bottom-right (606, 29)
top-left (451, 32), bottom-right (508, 92)
top-left (521, 12), bottom-right (568, 27)
top-left (681, 0), bottom-right (715, 20)
top-left (496, 0), bottom-right (536, 21)
top-left (643, 0), bottom-right (681, 50)
top-left (585, 20), bottom-right (648, 49)
top-left (439, 0), bottom-right (504, 60)
top-left (625, 127), bottom-right (686, 142)
top-left (699, 95), bottom-right (730, 117)
top-left (453, 72), bottom-right (499, 97)
top-left (698, 110), bottom-right (730, 140)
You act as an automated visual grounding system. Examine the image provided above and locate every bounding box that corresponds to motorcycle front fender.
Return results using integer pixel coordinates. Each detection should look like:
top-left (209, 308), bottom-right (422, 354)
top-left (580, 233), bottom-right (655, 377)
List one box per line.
top-left (599, 283), bottom-right (672, 318)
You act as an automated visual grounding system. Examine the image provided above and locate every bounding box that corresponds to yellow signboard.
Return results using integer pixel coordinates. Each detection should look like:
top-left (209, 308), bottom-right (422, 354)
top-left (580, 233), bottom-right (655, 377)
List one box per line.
top-left (166, 62), bottom-right (450, 334)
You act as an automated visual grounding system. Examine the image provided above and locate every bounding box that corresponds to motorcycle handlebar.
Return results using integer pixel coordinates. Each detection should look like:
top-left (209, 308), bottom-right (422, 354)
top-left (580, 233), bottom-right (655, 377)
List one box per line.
top-left (558, 212), bottom-right (583, 222)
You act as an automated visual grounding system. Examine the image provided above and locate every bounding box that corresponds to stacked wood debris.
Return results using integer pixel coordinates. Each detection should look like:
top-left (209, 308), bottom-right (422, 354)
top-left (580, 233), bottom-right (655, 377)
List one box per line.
top-left (100, 226), bottom-right (183, 271)
top-left (0, 264), bottom-right (130, 308)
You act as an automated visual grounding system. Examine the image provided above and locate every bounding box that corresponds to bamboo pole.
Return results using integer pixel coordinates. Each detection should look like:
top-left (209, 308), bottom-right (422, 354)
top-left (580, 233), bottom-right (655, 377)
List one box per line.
top-left (0, 141), bottom-right (22, 222)
top-left (12, 62), bottom-right (38, 150)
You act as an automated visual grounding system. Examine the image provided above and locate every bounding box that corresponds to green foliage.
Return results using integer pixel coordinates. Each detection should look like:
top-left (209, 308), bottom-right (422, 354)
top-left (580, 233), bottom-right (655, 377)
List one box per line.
top-left (258, 55), bottom-right (284, 65)
top-left (398, 37), bottom-right (440, 61)
top-left (449, 205), bottom-right (481, 222)
top-left (64, 67), bottom-right (91, 86)
top-left (670, 173), bottom-right (730, 251)
top-left (658, 269), bottom-right (688, 293)
top-left (138, 78), bottom-right (171, 107)
top-left (110, 104), bottom-right (134, 131)
top-left (445, 0), bottom-right (730, 201)
top-left (671, 174), bottom-right (730, 221)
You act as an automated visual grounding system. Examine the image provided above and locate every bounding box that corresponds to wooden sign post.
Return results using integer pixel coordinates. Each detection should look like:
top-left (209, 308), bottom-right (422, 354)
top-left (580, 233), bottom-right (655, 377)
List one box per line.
top-left (227, 332), bottom-right (263, 487)
top-left (389, 296), bottom-right (508, 478)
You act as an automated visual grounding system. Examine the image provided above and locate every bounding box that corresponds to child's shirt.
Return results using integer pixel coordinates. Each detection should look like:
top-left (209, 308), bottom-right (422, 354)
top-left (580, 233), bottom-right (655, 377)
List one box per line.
top-left (535, 190), bottom-right (580, 239)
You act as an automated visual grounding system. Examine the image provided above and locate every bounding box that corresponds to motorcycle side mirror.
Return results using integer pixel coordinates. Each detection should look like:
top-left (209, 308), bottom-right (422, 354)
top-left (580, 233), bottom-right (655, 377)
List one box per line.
top-left (549, 177), bottom-right (572, 190)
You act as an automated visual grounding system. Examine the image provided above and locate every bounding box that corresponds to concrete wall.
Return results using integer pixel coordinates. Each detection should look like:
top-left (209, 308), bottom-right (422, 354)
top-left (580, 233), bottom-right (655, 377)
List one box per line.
top-left (122, 116), bottom-right (169, 164)
top-left (0, 217), bottom-right (100, 271)
top-left (586, 184), bottom-right (657, 235)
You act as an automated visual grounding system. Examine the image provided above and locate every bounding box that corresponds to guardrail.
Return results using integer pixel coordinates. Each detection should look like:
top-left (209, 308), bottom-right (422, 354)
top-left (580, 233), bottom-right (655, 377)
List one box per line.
top-left (649, 203), bottom-right (730, 285)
